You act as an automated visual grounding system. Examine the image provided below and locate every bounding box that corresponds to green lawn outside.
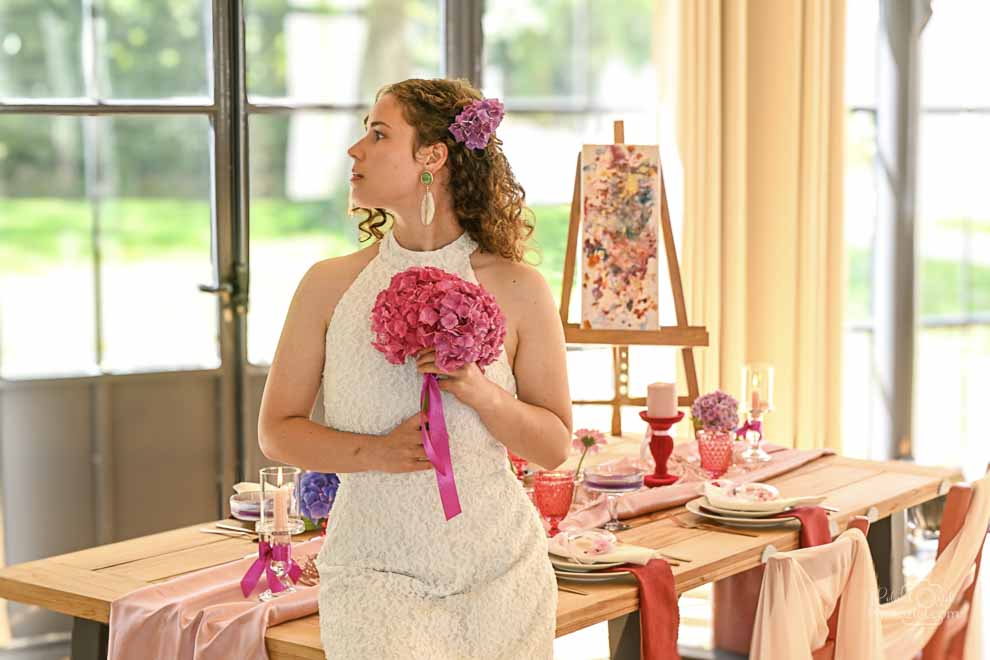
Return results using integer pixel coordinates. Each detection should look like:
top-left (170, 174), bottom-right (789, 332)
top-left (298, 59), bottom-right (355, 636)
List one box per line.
top-left (2, 198), bottom-right (988, 318)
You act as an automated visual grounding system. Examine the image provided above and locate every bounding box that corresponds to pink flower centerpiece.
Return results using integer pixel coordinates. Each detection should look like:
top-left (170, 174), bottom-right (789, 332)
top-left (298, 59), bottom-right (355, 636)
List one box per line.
top-left (690, 390), bottom-right (739, 477)
top-left (370, 265), bottom-right (507, 520)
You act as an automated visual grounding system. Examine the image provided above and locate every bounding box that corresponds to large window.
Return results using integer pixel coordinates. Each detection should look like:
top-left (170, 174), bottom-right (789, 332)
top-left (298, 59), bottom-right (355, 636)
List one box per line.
top-left (914, 1), bottom-right (990, 476)
top-left (0, 0), bottom-right (218, 378)
top-left (2, 1), bottom-right (670, 441)
top-left (841, 1), bottom-right (990, 475)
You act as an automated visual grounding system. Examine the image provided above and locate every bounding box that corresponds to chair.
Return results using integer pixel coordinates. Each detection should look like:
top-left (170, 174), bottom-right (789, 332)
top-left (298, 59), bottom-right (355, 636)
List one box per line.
top-left (811, 516), bottom-right (871, 660)
top-left (921, 478), bottom-right (989, 660)
top-left (714, 516), bottom-right (871, 658)
top-left (750, 518), bottom-right (882, 659)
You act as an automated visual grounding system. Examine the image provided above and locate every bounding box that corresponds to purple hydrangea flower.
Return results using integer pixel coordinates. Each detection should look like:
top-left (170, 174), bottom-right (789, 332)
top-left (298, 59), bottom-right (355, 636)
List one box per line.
top-left (299, 471), bottom-right (339, 521)
top-left (691, 390), bottom-right (740, 433)
top-left (448, 98), bottom-right (505, 150)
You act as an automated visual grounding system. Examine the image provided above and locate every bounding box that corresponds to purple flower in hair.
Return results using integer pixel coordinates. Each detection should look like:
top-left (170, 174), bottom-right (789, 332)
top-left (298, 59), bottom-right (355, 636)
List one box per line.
top-left (449, 98), bottom-right (505, 150)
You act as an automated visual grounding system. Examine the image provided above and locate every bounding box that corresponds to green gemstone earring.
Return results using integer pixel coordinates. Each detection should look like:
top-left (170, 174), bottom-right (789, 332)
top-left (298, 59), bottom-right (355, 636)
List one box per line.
top-left (420, 171), bottom-right (435, 225)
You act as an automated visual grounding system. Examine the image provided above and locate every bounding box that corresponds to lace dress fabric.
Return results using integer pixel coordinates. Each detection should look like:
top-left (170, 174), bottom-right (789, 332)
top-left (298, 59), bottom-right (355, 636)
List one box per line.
top-left (316, 230), bottom-right (556, 659)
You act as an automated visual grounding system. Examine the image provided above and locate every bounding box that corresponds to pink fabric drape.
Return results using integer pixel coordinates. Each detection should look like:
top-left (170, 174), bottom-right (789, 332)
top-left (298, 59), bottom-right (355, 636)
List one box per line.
top-left (750, 474), bottom-right (990, 659)
top-left (751, 529), bottom-right (882, 659)
top-left (108, 537), bottom-right (324, 660)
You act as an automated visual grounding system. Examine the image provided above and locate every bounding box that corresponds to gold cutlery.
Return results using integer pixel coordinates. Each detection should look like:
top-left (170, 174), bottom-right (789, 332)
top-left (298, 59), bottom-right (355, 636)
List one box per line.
top-left (655, 551), bottom-right (692, 563)
top-left (673, 517), bottom-right (761, 538)
top-left (557, 585), bottom-right (589, 596)
top-left (216, 523), bottom-right (257, 535)
top-left (200, 528), bottom-right (254, 539)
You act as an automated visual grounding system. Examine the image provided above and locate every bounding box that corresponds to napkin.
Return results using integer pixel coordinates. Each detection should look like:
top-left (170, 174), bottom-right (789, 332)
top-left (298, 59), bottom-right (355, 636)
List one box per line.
top-left (548, 534), bottom-right (658, 566)
top-left (606, 559), bottom-right (680, 659)
top-left (703, 480), bottom-right (826, 513)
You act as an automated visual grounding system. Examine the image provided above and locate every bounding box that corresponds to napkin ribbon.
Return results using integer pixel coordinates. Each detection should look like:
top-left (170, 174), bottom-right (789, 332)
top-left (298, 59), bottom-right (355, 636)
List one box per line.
top-left (420, 374), bottom-right (462, 521)
top-left (735, 418), bottom-right (763, 441)
top-left (240, 540), bottom-right (302, 598)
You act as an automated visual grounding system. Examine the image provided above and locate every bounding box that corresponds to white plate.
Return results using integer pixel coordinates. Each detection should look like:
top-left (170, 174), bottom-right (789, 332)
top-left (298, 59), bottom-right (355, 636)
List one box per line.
top-left (685, 498), bottom-right (802, 529)
top-left (700, 499), bottom-right (796, 518)
top-left (549, 556), bottom-right (628, 572)
top-left (554, 569), bottom-right (632, 582)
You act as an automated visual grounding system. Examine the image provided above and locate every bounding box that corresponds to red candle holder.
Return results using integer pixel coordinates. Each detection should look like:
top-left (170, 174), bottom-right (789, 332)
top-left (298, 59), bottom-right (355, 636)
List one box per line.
top-left (639, 410), bottom-right (684, 487)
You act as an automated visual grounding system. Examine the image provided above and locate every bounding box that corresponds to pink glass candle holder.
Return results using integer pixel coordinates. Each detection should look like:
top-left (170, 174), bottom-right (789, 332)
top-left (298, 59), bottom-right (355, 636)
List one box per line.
top-left (697, 429), bottom-right (733, 478)
top-left (639, 410), bottom-right (684, 487)
top-left (533, 470), bottom-right (575, 537)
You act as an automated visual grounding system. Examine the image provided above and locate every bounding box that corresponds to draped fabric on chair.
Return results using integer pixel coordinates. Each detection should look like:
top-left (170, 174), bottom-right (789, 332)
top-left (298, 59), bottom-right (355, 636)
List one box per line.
top-left (750, 474), bottom-right (990, 659)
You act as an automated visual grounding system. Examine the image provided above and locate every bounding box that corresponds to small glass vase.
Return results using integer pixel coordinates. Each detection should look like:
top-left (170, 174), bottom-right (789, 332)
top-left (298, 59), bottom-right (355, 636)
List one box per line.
top-left (697, 429), bottom-right (733, 478)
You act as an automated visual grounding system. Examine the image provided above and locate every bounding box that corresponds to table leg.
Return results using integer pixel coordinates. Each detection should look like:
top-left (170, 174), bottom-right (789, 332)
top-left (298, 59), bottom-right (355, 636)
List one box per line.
top-left (71, 617), bottom-right (108, 660)
top-left (867, 510), bottom-right (907, 603)
top-left (608, 611), bottom-right (641, 660)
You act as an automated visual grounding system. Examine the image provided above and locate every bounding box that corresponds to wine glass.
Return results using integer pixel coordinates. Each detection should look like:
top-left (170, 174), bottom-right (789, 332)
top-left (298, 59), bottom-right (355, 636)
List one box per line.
top-left (533, 470), bottom-right (575, 537)
top-left (582, 466), bottom-right (645, 532)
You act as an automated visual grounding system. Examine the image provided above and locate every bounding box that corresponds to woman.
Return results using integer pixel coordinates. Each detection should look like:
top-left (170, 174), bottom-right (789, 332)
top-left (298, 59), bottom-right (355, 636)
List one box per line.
top-left (257, 78), bottom-right (573, 659)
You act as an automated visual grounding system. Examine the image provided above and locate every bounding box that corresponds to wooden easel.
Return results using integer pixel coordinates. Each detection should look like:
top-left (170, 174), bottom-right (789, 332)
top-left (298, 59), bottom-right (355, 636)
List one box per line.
top-left (559, 121), bottom-right (708, 436)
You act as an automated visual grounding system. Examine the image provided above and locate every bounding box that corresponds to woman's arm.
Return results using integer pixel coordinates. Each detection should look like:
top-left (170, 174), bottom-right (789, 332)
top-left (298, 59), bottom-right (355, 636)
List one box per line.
top-left (417, 264), bottom-right (573, 469)
top-left (258, 258), bottom-right (431, 474)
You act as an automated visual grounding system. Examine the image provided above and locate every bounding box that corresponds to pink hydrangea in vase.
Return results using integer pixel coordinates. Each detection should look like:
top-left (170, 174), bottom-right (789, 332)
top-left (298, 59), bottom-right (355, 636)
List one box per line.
top-left (690, 390), bottom-right (739, 478)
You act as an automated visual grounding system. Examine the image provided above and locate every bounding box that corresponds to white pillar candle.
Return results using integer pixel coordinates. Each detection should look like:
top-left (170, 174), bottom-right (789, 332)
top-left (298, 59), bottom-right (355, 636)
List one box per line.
top-left (647, 382), bottom-right (678, 418)
top-left (273, 485), bottom-right (289, 532)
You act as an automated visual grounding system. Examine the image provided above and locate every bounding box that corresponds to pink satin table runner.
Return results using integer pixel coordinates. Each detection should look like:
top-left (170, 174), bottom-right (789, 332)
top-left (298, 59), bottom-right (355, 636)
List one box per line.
top-left (560, 442), bottom-right (833, 532)
top-left (108, 536), bottom-right (324, 660)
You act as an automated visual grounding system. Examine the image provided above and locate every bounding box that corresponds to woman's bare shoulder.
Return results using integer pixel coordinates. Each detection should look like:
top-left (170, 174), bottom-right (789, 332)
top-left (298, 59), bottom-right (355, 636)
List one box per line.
top-left (472, 252), bottom-right (552, 308)
top-left (297, 240), bottom-right (381, 324)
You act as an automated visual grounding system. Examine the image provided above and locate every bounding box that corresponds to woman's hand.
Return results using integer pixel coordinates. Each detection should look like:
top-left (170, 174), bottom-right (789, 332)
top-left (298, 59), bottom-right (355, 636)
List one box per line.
top-left (371, 413), bottom-right (434, 474)
top-left (415, 348), bottom-right (502, 413)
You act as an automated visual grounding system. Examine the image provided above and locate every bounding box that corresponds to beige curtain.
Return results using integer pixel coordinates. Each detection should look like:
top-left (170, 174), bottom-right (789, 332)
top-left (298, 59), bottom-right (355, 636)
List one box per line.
top-left (664, 0), bottom-right (847, 451)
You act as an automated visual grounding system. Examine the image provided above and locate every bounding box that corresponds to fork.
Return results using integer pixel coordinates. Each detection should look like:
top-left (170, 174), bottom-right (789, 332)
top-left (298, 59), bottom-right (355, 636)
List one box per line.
top-left (672, 517), bottom-right (760, 538)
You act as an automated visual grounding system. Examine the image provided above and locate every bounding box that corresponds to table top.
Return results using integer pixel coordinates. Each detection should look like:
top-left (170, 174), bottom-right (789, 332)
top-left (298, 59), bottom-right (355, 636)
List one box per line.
top-left (0, 445), bottom-right (960, 660)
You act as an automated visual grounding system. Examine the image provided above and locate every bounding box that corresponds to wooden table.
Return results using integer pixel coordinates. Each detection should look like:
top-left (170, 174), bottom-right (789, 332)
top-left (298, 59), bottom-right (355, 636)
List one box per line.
top-left (0, 449), bottom-right (960, 660)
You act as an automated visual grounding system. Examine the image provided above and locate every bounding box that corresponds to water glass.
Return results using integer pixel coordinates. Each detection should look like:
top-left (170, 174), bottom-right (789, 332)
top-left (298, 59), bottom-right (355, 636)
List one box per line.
top-left (533, 470), bottom-right (575, 537)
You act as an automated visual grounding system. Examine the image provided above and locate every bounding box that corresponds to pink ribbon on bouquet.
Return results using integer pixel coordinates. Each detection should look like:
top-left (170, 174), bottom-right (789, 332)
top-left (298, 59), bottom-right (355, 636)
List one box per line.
top-left (239, 540), bottom-right (302, 598)
top-left (735, 418), bottom-right (763, 441)
top-left (420, 374), bottom-right (462, 520)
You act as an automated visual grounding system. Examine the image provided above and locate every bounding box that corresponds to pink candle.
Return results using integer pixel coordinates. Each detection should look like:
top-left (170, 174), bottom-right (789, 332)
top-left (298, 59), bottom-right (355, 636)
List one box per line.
top-left (751, 389), bottom-right (760, 412)
top-left (647, 382), bottom-right (677, 418)
top-left (273, 486), bottom-right (289, 531)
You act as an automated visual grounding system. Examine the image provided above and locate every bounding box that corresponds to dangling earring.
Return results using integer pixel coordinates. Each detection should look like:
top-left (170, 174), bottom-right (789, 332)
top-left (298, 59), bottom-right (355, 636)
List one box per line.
top-left (420, 171), bottom-right (435, 226)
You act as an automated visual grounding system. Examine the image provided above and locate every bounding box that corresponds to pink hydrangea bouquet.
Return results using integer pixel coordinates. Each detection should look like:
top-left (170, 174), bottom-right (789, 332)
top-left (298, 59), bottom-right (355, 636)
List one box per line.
top-left (370, 265), bottom-right (507, 520)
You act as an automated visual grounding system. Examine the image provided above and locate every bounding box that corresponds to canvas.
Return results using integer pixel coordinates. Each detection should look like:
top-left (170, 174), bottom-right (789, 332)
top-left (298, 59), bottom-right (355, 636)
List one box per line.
top-left (580, 144), bottom-right (660, 330)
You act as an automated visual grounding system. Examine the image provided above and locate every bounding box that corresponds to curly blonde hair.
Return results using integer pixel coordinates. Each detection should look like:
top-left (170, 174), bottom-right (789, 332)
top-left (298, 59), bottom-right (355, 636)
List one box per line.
top-left (354, 78), bottom-right (535, 263)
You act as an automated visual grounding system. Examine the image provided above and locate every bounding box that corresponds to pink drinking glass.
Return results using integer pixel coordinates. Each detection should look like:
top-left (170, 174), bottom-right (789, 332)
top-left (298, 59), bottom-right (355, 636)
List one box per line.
top-left (507, 450), bottom-right (528, 481)
top-left (533, 470), bottom-right (575, 537)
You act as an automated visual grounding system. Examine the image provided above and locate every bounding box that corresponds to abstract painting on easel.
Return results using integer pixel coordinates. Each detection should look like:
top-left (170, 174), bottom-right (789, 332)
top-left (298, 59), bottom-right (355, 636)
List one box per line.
top-left (580, 144), bottom-right (660, 330)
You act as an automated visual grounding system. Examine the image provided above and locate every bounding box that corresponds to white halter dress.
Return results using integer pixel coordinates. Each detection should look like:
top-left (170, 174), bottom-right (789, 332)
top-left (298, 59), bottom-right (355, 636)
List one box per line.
top-left (316, 230), bottom-right (556, 659)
